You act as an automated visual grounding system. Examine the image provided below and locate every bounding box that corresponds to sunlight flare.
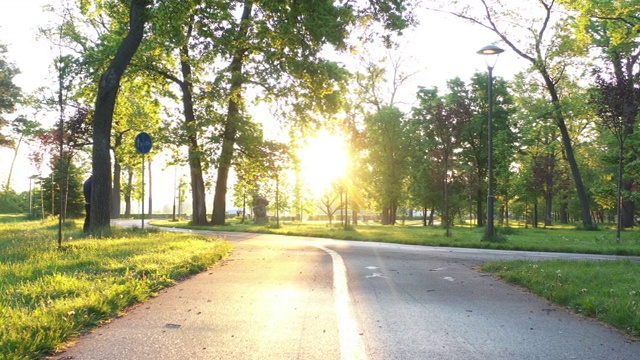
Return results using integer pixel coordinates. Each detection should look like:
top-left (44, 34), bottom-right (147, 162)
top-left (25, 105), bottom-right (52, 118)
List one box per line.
top-left (297, 130), bottom-right (349, 196)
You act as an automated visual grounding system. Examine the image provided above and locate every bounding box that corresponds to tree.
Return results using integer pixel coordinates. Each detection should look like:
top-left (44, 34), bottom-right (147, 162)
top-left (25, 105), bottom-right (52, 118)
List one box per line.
top-left (0, 42), bottom-right (21, 147)
top-left (439, 0), bottom-right (596, 228)
top-left (207, 0), bottom-right (416, 225)
top-left (591, 75), bottom-right (640, 241)
top-left (562, 0), bottom-right (640, 228)
top-left (90, 0), bottom-right (151, 235)
top-left (138, 1), bottom-right (210, 225)
top-left (364, 106), bottom-right (409, 225)
top-left (42, 159), bottom-right (85, 218)
top-left (317, 186), bottom-right (340, 224)
top-left (4, 115), bottom-right (42, 191)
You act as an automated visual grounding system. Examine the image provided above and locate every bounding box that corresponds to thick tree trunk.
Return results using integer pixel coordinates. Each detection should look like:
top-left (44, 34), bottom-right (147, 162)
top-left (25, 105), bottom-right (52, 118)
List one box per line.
top-left (211, 1), bottom-right (253, 225)
top-left (179, 42), bottom-right (208, 225)
top-left (90, 0), bottom-right (149, 235)
top-left (381, 207), bottom-right (390, 225)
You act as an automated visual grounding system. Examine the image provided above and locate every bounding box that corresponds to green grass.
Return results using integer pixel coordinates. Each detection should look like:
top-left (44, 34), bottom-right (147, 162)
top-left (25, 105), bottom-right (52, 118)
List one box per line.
top-left (0, 215), bottom-right (232, 360)
top-left (481, 260), bottom-right (640, 338)
top-left (153, 219), bottom-right (640, 256)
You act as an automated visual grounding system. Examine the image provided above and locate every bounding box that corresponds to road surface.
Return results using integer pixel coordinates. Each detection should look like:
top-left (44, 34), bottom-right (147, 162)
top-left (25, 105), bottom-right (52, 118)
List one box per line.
top-left (54, 221), bottom-right (640, 359)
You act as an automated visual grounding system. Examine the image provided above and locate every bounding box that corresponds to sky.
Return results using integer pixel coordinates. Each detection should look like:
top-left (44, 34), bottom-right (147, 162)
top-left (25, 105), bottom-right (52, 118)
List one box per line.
top-left (0, 1), bottom-right (526, 212)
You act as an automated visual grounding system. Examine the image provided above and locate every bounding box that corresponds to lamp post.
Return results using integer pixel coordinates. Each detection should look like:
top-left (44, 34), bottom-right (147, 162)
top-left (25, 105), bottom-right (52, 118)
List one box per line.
top-left (477, 44), bottom-right (504, 239)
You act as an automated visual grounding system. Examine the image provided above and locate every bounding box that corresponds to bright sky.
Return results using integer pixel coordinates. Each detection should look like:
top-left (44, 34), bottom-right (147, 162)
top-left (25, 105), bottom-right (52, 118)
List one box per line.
top-left (0, 1), bottom-right (526, 210)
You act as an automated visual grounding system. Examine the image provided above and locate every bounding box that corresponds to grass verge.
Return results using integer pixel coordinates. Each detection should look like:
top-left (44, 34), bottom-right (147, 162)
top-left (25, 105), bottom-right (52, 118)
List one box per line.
top-left (481, 260), bottom-right (640, 338)
top-left (0, 215), bottom-right (232, 360)
top-left (153, 219), bottom-right (640, 256)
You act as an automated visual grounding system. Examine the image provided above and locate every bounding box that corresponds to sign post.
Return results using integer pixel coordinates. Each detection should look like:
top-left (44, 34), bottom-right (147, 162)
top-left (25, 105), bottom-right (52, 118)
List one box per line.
top-left (135, 132), bottom-right (152, 229)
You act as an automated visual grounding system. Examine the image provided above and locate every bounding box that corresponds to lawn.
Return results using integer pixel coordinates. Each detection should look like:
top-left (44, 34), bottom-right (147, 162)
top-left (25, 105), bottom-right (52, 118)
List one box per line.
top-left (0, 215), bottom-right (232, 360)
top-left (481, 260), bottom-right (640, 338)
top-left (3, 215), bottom-right (639, 359)
top-left (153, 218), bottom-right (640, 256)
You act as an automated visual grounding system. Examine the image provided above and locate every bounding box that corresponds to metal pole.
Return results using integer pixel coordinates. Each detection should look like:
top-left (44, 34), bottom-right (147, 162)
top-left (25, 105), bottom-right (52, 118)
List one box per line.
top-left (487, 65), bottom-right (495, 238)
top-left (141, 153), bottom-right (145, 229)
top-left (172, 165), bottom-right (177, 221)
top-left (57, 56), bottom-right (64, 248)
top-left (616, 141), bottom-right (623, 243)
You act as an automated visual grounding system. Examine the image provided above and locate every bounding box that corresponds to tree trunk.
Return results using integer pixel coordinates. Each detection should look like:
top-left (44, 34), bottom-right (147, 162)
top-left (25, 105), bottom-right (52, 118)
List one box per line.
top-left (124, 168), bottom-right (132, 217)
top-left (110, 132), bottom-right (125, 219)
top-left (613, 54), bottom-right (637, 228)
top-left (541, 70), bottom-right (593, 228)
top-left (428, 206), bottom-right (435, 226)
top-left (5, 134), bottom-right (23, 191)
top-left (380, 208), bottom-right (387, 225)
top-left (559, 197), bottom-right (569, 224)
top-left (90, 0), bottom-right (149, 235)
top-left (179, 41), bottom-right (208, 225)
top-left (476, 188), bottom-right (484, 227)
top-left (211, 1), bottom-right (253, 225)
top-left (111, 157), bottom-right (121, 218)
top-left (544, 192), bottom-right (553, 227)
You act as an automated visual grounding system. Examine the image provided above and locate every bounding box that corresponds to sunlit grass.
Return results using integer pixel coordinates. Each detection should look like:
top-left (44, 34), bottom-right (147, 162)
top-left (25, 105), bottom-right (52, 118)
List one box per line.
top-left (153, 218), bottom-right (640, 256)
top-left (0, 215), bottom-right (232, 359)
top-left (481, 260), bottom-right (640, 338)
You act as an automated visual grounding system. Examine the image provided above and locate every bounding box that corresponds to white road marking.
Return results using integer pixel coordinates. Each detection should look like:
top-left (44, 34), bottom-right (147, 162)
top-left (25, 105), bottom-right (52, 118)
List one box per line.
top-left (309, 243), bottom-right (368, 360)
top-left (443, 276), bottom-right (456, 282)
top-left (366, 272), bottom-right (388, 279)
top-left (365, 266), bottom-right (379, 270)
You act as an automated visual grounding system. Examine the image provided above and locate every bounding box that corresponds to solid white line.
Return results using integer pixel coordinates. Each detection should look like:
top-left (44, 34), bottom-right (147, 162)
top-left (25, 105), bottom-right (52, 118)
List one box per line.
top-left (310, 243), bottom-right (368, 360)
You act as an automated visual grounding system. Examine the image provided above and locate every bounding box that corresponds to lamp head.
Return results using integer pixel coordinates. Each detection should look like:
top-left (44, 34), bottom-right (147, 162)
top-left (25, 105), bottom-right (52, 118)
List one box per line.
top-left (477, 44), bottom-right (505, 69)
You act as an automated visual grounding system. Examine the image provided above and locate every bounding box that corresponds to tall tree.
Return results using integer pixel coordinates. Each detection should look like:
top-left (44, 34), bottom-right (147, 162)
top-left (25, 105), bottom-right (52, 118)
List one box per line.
top-left (89, 0), bottom-right (150, 234)
top-left (139, 1), bottom-right (211, 225)
top-left (364, 106), bottom-right (409, 225)
top-left (562, 0), bottom-right (640, 228)
top-left (4, 115), bottom-right (42, 191)
top-left (0, 42), bottom-right (21, 147)
top-left (439, 0), bottom-right (596, 228)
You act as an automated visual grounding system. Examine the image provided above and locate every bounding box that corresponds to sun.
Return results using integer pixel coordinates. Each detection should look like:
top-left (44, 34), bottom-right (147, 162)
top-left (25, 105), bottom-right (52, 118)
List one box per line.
top-left (297, 130), bottom-right (349, 196)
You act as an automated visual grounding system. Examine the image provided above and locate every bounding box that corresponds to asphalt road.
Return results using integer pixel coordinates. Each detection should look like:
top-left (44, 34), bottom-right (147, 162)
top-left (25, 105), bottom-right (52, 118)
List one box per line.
top-left (54, 221), bottom-right (640, 360)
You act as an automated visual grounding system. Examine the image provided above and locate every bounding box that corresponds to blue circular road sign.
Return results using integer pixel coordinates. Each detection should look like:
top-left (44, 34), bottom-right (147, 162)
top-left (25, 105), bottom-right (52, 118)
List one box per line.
top-left (135, 132), bottom-right (153, 154)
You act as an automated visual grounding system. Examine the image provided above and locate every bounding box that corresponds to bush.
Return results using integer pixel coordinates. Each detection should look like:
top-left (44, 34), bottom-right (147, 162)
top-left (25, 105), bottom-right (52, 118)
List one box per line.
top-left (0, 191), bottom-right (25, 213)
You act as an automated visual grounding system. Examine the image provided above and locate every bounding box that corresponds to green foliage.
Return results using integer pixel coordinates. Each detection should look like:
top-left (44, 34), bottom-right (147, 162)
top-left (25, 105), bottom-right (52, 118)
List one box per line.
top-left (0, 42), bottom-right (22, 147)
top-left (41, 159), bottom-right (86, 218)
top-left (0, 191), bottom-right (25, 213)
top-left (363, 106), bottom-right (410, 224)
top-left (0, 216), bottom-right (232, 359)
top-left (482, 259), bottom-right (640, 337)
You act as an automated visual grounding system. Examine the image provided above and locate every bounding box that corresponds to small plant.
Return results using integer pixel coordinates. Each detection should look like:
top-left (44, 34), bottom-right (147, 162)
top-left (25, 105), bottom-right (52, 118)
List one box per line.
top-left (481, 232), bottom-right (508, 243)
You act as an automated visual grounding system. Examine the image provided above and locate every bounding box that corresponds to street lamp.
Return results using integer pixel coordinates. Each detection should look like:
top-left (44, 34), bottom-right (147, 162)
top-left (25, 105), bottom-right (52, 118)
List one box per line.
top-left (477, 44), bottom-right (504, 239)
